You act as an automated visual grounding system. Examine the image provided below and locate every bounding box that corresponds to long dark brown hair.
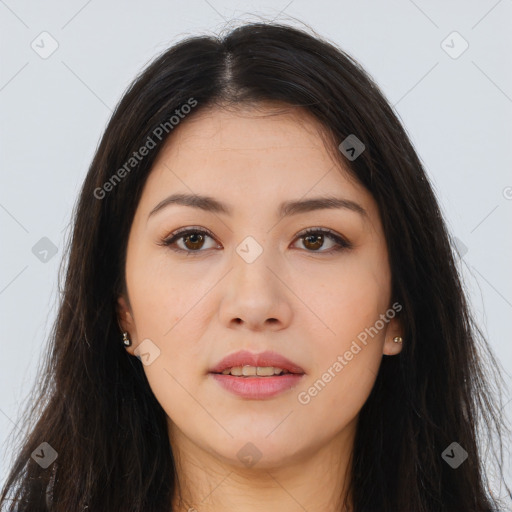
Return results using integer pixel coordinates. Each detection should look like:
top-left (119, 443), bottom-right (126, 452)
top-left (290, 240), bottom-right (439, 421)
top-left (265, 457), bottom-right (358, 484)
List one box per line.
top-left (1, 21), bottom-right (510, 512)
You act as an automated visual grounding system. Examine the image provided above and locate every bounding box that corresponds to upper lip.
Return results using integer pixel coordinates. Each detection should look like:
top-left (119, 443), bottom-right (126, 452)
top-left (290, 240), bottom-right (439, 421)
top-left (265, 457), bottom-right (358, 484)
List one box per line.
top-left (209, 350), bottom-right (305, 374)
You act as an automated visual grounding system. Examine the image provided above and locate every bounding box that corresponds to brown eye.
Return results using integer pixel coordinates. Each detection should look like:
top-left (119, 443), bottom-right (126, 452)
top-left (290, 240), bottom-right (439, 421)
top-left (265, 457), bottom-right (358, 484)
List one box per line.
top-left (160, 227), bottom-right (219, 255)
top-left (182, 232), bottom-right (206, 251)
top-left (302, 233), bottom-right (324, 251)
top-left (294, 228), bottom-right (352, 253)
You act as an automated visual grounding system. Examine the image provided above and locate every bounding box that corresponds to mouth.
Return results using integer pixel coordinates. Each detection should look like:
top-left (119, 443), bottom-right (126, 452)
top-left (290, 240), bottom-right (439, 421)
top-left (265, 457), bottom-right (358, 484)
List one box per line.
top-left (208, 350), bottom-right (305, 399)
top-left (209, 349), bottom-right (305, 376)
top-left (213, 365), bottom-right (297, 377)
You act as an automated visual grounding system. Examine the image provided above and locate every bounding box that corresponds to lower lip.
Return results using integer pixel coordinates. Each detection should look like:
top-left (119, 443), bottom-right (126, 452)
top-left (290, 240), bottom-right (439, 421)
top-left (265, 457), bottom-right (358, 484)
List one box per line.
top-left (210, 373), bottom-right (305, 399)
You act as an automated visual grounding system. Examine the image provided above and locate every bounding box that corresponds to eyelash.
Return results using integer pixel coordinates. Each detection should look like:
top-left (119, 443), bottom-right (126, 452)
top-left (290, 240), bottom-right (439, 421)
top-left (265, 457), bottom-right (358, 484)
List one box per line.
top-left (158, 226), bottom-right (352, 256)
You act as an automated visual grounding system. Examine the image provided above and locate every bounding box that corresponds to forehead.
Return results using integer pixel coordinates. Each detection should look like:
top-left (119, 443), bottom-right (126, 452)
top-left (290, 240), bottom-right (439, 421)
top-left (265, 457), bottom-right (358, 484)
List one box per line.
top-left (139, 104), bottom-right (379, 226)
top-left (168, 104), bottom-right (337, 160)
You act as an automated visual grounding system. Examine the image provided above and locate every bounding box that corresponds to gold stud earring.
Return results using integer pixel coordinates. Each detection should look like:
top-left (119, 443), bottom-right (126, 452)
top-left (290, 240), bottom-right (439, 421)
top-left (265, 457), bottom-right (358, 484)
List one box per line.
top-left (122, 332), bottom-right (131, 347)
top-left (393, 336), bottom-right (403, 344)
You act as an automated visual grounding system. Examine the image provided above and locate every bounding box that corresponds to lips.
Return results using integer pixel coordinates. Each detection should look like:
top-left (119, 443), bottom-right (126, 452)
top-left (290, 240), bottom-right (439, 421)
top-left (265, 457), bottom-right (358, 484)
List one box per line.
top-left (209, 350), bottom-right (305, 400)
top-left (209, 350), bottom-right (305, 375)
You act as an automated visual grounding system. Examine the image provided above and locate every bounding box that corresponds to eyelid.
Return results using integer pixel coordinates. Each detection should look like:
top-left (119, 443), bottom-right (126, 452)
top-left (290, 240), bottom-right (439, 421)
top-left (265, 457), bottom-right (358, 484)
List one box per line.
top-left (297, 227), bottom-right (352, 250)
top-left (157, 225), bottom-right (220, 254)
top-left (165, 225), bottom-right (216, 240)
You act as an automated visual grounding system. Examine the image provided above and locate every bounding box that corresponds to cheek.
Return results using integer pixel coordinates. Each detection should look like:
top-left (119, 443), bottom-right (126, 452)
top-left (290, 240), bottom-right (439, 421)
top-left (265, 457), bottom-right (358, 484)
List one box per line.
top-left (126, 244), bottom-right (208, 332)
top-left (296, 255), bottom-right (390, 407)
top-left (125, 258), bottom-right (213, 398)
top-left (293, 292), bottom-right (386, 440)
top-left (292, 250), bottom-right (390, 341)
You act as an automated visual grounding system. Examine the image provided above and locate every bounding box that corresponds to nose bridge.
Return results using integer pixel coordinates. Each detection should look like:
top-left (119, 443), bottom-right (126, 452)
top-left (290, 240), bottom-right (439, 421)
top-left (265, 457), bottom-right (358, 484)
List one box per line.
top-left (219, 231), bottom-right (292, 330)
top-left (231, 232), bottom-right (279, 296)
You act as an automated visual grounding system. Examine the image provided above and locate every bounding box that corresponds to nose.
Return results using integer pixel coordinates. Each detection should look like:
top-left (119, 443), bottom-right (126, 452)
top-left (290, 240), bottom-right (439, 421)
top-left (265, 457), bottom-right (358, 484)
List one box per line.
top-left (218, 246), bottom-right (293, 332)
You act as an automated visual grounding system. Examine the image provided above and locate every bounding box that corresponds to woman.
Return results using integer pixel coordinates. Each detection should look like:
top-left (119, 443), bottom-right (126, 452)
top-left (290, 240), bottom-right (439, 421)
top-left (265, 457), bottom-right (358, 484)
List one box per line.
top-left (1, 22), bottom-right (510, 512)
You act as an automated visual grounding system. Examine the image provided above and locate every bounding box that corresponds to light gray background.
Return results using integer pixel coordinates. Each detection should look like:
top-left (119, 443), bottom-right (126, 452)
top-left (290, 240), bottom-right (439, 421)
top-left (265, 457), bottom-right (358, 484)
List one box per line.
top-left (1, 0), bottom-right (511, 500)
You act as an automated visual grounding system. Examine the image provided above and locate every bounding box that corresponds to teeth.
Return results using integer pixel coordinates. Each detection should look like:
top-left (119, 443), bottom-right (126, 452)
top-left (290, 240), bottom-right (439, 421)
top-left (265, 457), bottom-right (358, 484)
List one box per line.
top-left (220, 365), bottom-right (288, 377)
top-left (242, 365), bottom-right (256, 376)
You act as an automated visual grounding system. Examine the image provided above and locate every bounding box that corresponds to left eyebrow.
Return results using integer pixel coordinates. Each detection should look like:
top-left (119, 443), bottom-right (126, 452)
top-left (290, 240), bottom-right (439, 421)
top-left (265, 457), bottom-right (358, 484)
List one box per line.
top-left (148, 193), bottom-right (368, 220)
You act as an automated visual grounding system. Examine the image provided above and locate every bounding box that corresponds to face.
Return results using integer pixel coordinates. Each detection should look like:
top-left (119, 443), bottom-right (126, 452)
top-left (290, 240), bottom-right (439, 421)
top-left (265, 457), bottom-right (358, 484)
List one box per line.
top-left (118, 104), bottom-right (403, 471)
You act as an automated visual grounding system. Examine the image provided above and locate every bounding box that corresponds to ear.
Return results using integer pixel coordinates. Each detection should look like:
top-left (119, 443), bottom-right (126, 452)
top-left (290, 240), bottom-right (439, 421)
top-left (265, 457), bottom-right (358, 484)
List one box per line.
top-left (382, 316), bottom-right (404, 356)
top-left (117, 295), bottom-right (137, 355)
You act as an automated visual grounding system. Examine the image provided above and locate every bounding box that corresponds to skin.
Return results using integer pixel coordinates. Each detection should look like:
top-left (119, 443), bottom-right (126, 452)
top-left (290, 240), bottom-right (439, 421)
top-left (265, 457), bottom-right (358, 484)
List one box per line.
top-left (118, 103), bottom-right (403, 512)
